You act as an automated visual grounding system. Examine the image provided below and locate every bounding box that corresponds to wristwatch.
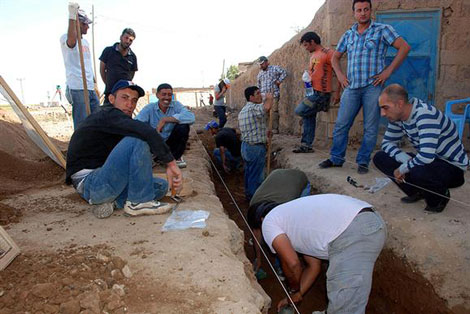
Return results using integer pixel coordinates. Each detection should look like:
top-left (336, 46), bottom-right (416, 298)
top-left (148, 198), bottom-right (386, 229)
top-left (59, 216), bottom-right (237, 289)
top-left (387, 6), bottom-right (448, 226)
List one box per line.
top-left (288, 287), bottom-right (299, 295)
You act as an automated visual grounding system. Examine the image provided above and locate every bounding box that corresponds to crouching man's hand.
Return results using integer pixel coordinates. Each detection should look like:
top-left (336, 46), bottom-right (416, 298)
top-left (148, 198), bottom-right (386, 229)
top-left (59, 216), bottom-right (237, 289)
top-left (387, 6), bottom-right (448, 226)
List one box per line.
top-left (166, 160), bottom-right (183, 193)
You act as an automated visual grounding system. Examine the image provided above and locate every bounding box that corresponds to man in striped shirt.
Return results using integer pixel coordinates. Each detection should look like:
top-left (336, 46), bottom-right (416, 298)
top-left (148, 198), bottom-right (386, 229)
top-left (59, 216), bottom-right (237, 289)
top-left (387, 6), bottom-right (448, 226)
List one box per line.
top-left (257, 56), bottom-right (287, 134)
top-left (238, 86), bottom-right (273, 200)
top-left (373, 84), bottom-right (469, 213)
top-left (319, 0), bottom-right (410, 174)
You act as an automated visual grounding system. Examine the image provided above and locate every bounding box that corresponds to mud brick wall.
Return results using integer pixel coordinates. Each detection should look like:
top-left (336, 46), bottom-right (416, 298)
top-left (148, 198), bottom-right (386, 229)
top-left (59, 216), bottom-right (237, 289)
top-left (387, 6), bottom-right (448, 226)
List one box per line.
top-left (229, 0), bottom-right (470, 147)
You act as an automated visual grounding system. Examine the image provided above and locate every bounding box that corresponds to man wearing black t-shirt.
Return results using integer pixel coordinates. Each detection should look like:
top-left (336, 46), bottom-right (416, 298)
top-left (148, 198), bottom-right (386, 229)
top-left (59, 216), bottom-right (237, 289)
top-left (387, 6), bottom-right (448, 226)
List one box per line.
top-left (99, 28), bottom-right (138, 103)
top-left (205, 120), bottom-right (241, 173)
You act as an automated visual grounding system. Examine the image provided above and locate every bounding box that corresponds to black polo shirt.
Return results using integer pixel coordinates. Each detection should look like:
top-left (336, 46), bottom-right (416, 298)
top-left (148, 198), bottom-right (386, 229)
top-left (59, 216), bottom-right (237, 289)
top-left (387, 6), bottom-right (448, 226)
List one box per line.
top-left (99, 43), bottom-right (138, 95)
top-left (215, 128), bottom-right (241, 157)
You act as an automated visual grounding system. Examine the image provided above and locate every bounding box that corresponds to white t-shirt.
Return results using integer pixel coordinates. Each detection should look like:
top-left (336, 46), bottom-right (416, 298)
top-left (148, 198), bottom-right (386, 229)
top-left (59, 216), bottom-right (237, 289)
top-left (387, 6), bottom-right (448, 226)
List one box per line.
top-left (60, 34), bottom-right (94, 90)
top-left (262, 194), bottom-right (372, 260)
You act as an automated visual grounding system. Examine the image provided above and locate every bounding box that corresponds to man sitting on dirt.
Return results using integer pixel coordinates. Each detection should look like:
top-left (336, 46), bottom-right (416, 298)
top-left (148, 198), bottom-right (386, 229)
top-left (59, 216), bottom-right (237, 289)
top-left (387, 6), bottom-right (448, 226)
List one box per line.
top-left (136, 83), bottom-right (195, 168)
top-left (373, 84), bottom-right (469, 213)
top-left (238, 87), bottom-right (273, 200)
top-left (66, 80), bottom-right (182, 218)
top-left (247, 169), bottom-right (310, 280)
top-left (205, 120), bottom-right (241, 173)
top-left (249, 194), bottom-right (386, 313)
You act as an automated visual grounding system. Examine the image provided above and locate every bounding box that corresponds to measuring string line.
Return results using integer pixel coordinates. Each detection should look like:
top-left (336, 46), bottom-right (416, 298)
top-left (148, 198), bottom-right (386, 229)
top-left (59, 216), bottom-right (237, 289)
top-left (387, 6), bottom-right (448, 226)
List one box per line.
top-left (194, 131), bottom-right (302, 314)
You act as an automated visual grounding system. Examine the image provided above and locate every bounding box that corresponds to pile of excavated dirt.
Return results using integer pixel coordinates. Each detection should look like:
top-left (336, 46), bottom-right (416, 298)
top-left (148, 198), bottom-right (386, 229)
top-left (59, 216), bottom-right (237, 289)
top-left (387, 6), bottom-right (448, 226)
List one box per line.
top-left (0, 110), bottom-right (66, 201)
top-left (0, 245), bottom-right (134, 313)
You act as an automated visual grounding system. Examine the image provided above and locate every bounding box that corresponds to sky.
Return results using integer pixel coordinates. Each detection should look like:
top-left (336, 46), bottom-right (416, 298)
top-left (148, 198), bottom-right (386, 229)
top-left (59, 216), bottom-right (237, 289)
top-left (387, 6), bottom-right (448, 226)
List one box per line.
top-left (0, 0), bottom-right (324, 105)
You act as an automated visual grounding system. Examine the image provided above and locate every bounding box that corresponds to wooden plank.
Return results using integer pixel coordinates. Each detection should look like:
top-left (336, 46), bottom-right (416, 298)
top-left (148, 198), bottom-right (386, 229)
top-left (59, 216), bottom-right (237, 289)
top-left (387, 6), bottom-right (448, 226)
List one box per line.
top-left (0, 225), bottom-right (20, 271)
top-left (0, 76), bottom-right (67, 169)
top-left (75, 16), bottom-right (91, 115)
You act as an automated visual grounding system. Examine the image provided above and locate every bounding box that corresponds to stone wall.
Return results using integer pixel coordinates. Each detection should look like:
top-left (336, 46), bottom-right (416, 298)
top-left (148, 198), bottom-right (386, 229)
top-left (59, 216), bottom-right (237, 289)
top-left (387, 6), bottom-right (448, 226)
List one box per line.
top-left (229, 0), bottom-right (470, 145)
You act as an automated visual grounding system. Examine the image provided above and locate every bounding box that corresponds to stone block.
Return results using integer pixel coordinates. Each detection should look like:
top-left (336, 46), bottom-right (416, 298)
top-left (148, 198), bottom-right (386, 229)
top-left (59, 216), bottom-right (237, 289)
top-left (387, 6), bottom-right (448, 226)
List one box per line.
top-left (316, 121), bottom-right (328, 140)
top-left (440, 50), bottom-right (469, 65)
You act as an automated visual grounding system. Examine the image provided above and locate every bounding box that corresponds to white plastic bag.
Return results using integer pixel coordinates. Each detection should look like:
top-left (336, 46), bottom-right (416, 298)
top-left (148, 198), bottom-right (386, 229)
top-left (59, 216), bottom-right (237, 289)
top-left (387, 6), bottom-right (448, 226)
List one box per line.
top-left (162, 210), bottom-right (210, 231)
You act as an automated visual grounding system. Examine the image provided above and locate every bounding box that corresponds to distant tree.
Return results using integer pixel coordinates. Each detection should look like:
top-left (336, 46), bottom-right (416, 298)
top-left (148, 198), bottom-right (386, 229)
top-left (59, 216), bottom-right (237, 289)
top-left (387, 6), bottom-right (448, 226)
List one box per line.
top-left (226, 65), bottom-right (240, 80)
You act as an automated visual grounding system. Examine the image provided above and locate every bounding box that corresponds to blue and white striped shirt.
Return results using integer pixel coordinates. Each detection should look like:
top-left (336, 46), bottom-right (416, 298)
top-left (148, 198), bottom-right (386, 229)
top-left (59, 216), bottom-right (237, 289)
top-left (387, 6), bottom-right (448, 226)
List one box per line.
top-left (238, 102), bottom-right (267, 144)
top-left (336, 21), bottom-right (400, 89)
top-left (382, 98), bottom-right (469, 174)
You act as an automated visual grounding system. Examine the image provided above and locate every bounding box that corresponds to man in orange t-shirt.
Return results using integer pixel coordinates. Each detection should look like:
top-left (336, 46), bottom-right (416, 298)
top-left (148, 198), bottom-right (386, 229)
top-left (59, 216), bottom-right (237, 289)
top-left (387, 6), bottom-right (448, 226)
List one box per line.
top-left (293, 32), bottom-right (340, 153)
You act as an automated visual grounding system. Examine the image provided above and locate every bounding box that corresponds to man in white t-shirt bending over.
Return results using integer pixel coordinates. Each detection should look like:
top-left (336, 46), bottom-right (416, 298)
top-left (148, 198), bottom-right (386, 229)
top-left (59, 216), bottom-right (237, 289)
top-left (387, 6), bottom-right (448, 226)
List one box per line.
top-left (60, 2), bottom-right (100, 129)
top-left (253, 194), bottom-right (386, 313)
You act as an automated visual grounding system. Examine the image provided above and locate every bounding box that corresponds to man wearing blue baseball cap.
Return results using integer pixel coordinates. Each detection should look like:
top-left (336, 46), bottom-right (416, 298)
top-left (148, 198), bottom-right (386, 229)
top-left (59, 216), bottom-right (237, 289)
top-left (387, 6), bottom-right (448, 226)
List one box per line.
top-left (205, 120), bottom-right (241, 173)
top-left (66, 80), bottom-right (183, 219)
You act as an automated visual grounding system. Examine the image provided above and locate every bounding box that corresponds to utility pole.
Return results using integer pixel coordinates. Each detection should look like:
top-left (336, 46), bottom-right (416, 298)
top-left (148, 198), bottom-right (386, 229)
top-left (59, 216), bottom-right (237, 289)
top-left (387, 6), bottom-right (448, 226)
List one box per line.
top-left (91, 5), bottom-right (98, 85)
top-left (16, 77), bottom-right (25, 104)
top-left (221, 59), bottom-right (225, 80)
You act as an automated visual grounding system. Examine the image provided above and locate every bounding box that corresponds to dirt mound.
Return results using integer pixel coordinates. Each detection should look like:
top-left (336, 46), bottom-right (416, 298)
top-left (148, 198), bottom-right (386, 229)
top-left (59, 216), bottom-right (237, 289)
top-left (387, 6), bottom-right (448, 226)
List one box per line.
top-left (0, 119), bottom-right (48, 161)
top-left (0, 150), bottom-right (64, 200)
top-left (0, 245), bottom-right (139, 313)
top-left (0, 203), bottom-right (22, 225)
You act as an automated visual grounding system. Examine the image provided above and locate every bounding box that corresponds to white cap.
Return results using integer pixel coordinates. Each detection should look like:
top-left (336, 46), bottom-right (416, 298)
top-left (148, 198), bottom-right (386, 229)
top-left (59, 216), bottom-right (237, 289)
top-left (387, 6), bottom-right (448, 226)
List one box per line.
top-left (223, 78), bottom-right (231, 85)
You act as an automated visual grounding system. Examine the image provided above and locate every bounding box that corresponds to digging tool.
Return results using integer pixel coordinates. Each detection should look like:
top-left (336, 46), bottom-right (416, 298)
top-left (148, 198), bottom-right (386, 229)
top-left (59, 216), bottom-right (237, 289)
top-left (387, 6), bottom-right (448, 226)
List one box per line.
top-left (266, 93), bottom-right (274, 175)
top-left (170, 187), bottom-right (183, 213)
top-left (75, 14), bottom-right (91, 116)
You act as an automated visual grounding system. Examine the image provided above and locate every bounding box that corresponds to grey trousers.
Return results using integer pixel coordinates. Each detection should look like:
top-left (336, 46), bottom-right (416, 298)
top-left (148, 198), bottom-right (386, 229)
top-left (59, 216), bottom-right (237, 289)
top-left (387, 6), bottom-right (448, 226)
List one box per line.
top-left (326, 210), bottom-right (387, 314)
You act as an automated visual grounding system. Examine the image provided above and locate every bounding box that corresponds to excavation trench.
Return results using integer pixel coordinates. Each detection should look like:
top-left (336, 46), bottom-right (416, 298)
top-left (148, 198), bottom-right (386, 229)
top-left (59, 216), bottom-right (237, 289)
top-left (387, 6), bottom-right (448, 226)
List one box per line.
top-left (199, 132), bottom-right (451, 314)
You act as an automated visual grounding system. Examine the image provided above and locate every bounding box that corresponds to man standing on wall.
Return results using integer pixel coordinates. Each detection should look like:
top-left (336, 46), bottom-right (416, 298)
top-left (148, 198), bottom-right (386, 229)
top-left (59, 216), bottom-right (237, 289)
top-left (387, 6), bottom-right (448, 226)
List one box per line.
top-left (60, 2), bottom-right (100, 129)
top-left (294, 31), bottom-right (340, 153)
top-left (319, 0), bottom-right (410, 174)
top-left (238, 86), bottom-right (273, 200)
top-left (99, 28), bottom-right (138, 104)
top-left (257, 56), bottom-right (287, 134)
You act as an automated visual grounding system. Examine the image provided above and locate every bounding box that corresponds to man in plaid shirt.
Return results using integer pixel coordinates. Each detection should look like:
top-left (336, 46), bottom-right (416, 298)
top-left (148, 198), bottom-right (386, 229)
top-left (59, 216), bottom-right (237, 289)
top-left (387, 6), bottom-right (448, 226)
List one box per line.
top-left (257, 56), bottom-right (287, 134)
top-left (238, 86), bottom-right (273, 200)
top-left (319, 0), bottom-right (410, 174)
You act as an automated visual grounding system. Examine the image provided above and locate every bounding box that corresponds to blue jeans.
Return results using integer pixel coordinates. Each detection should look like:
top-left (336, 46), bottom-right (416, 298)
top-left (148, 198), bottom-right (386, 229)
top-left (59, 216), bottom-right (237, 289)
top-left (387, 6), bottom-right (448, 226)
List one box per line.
top-left (295, 97), bottom-right (320, 148)
top-left (327, 210), bottom-right (386, 314)
top-left (66, 86), bottom-right (100, 129)
top-left (79, 137), bottom-right (168, 208)
top-left (214, 105), bottom-right (227, 128)
top-left (213, 148), bottom-right (241, 170)
top-left (330, 85), bottom-right (382, 165)
top-left (241, 142), bottom-right (266, 200)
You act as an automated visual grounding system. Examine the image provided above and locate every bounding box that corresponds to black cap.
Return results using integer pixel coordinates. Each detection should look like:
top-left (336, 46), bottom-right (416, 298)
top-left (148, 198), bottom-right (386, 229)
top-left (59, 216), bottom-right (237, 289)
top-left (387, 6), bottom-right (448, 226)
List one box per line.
top-left (257, 56), bottom-right (268, 64)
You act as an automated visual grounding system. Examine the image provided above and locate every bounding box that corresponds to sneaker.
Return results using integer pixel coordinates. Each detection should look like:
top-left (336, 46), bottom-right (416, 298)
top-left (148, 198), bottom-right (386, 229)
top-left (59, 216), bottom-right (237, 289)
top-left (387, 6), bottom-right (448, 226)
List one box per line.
top-left (92, 203), bottom-right (114, 219)
top-left (357, 164), bottom-right (369, 174)
top-left (318, 159), bottom-right (342, 169)
top-left (292, 146), bottom-right (314, 153)
top-left (176, 158), bottom-right (187, 169)
top-left (424, 190), bottom-right (450, 213)
top-left (401, 193), bottom-right (424, 204)
top-left (124, 200), bottom-right (172, 216)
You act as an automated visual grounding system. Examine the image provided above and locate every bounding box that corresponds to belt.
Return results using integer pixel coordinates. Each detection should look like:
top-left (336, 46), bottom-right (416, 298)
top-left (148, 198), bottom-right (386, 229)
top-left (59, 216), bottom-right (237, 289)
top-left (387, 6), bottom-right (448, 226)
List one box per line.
top-left (245, 142), bottom-right (265, 146)
top-left (313, 90), bottom-right (331, 96)
top-left (358, 207), bottom-right (375, 214)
